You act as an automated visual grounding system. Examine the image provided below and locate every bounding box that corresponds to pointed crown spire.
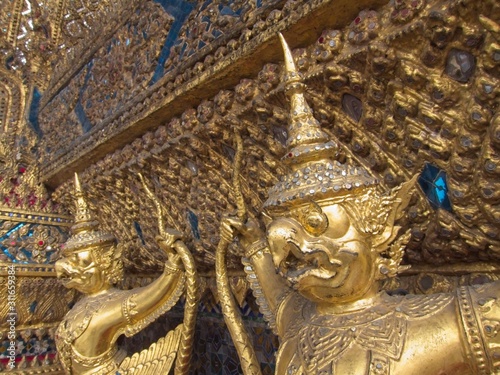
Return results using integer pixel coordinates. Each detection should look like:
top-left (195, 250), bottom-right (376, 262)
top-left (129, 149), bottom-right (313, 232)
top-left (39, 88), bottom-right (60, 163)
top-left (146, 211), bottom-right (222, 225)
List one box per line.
top-left (278, 32), bottom-right (337, 166)
top-left (263, 34), bottom-right (378, 213)
top-left (72, 173), bottom-right (98, 234)
top-left (63, 173), bottom-right (115, 254)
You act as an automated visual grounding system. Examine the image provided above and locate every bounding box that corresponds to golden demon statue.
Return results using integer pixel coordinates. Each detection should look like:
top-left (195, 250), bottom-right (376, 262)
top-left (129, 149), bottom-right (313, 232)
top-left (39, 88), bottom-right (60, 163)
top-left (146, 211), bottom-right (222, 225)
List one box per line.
top-left (55, 173), bottom-right (198, 375)
top-left (219, 34), bottom-right (500, 375)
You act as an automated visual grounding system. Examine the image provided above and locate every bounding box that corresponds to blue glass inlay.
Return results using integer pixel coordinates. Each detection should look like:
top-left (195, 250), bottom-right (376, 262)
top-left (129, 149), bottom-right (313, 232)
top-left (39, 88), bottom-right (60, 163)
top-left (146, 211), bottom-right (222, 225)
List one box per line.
top-left (29, 301), bottom-right (38, 313)
top-left (134, 221), bottom-right (146, 245)
top-left (0, 222), bottom-right (67, 264)
top-left (212, 29), bottom-right (223, 39)
top-left (418, 163), bottom-right (452, 211)
top-left (4, 223), bottom-right (24, 238)
top-left (78, 61), bottom-right (94, 132)
top-left (221, 6), bottom-right (234, 16)
top-left (46, 248), bottom-right (57, 260)
top-left (5, 55), bottom-right (14, 70)
top-left (28, 88), bottom-right (43, 137)
top-left (20, 248), bottom-right (32, 260)
top-left (151, 0), bottom-right (196, 84)
top-left (200, 0), bottom-right (211, 12)
top-left (1, 222), bottom-right (25, 262)
top-left (75, 101), bottom-right (92, 132)
top-left (187, 209), bottom-right (200, 240)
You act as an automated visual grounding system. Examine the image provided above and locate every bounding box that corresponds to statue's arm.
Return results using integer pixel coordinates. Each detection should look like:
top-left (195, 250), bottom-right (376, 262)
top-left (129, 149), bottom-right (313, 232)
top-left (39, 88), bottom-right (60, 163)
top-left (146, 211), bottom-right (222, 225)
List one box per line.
top-left (246, 245), bottom-right (290, 314)
top-left (120, 230), bottom-right (186, 334)
top-left (123, 260), bottom-right (184, 323)
top-left (221, 216), bottom-right (291, 318)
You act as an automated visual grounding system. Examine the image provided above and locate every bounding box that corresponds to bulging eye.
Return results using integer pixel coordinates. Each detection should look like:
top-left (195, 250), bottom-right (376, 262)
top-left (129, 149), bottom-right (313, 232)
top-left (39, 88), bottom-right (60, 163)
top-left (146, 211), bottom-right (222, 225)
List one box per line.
top-left (300, 203), bottom-right (328, 236)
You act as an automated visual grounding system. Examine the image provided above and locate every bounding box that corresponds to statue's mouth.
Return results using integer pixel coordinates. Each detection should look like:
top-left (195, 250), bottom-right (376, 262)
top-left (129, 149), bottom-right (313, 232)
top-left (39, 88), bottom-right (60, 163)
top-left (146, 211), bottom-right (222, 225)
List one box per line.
top-left (59, 277), bottom-right (72, 286)
top-left (288, 266), bottom-right (336, 281)
top-left (55, 262), bottom-right (78, 286)
top-left (55, 258), bottom-right (97, 287)
top-left (279, 241), bottom-right (347, 285)
top-left (287, 263), bottom-right (350, 286)
top-left (56, 269), bottom-right (72, 286)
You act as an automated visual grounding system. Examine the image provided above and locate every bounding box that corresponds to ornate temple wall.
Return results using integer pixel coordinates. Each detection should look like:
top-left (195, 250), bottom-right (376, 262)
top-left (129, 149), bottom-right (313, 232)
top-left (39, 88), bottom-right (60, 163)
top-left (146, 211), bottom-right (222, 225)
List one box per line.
top-left (0, 60), bottom-right (74, 374)
top-left (0, 0), bottom-right (499, 373)
top-left (41, 0), bottom-right (500, 283)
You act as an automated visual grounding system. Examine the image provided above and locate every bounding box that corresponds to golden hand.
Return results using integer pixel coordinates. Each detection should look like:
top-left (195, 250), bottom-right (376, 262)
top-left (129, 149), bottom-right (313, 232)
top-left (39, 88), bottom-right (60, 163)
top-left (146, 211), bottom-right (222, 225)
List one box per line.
top-left (221, 215), bottom-right (266, 255)
top-left (156, 228), bottom-right (184, 269)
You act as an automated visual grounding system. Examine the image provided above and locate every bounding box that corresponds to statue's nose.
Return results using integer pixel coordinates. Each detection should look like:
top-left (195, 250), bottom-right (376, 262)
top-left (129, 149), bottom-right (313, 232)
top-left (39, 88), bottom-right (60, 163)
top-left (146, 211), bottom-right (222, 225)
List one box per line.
top-left (54, 259), bottom-right (68, 278)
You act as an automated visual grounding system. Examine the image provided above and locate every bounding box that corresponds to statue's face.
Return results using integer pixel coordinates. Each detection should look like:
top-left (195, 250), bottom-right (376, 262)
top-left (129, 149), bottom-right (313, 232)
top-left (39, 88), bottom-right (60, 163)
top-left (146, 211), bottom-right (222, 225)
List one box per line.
top-left (267, 203), bottom-right (377, 305)
top-left (55, 248), bottom-right (107, 295)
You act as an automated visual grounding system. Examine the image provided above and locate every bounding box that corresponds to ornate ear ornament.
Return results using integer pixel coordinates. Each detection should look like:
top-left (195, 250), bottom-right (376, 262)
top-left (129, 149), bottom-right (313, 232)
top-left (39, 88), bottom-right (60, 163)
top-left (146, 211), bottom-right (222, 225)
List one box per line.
top-left (299, 202), bottom-right (328, 236)
top-left (106, 243), bottom-right (124, 284)
top-left (376, 229), bottom-right (411, 280)
top-left (63, 173), bottom-right (116, 255)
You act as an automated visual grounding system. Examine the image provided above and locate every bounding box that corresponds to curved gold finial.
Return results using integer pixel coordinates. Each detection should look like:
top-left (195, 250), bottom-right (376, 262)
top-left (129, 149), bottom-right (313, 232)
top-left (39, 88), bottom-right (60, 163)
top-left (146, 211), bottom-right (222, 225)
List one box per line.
top-left (214, 128), bottom-right (262, 375)
top-left (232, 128), bottom-right (247, 222)
top-left (138, 172), bottom-right (198, 375)
top-left (278, 32), bottom-right (299, 83)
top-left (138, 172), bottom-right (181, 234)
top-left (138, 172), bottom-right (166, 237)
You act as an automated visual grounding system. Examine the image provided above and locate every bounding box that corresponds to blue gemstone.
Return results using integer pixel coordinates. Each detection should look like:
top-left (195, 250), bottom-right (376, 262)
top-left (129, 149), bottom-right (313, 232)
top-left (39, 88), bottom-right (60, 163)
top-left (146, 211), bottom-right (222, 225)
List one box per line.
top-left (418, 163), bottom-right (452, 211)
top-left (133, 221), bottom-right (145, 245)
top-left (187, 210), bottom-right (200, 240)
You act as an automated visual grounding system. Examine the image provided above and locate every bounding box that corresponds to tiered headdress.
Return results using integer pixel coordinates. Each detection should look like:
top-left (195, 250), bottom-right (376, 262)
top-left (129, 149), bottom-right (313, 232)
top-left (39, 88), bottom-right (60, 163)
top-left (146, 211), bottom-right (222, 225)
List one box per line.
top-left (263, 34), bottom-right (378, 213)
top-left (63, 173), bottom-right (116, 254)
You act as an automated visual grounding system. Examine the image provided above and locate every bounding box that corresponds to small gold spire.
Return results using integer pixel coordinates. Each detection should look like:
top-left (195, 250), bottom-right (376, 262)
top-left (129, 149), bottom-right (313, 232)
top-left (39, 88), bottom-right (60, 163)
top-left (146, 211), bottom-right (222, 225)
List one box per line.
top-left (72, 173), bottom-right (98, 234)
top-left (279, 32), bottom-right (298, 79)
top-left (278, 33), bottom-right (331, 158)
top-left (63, 173), bottom-right (115, 254)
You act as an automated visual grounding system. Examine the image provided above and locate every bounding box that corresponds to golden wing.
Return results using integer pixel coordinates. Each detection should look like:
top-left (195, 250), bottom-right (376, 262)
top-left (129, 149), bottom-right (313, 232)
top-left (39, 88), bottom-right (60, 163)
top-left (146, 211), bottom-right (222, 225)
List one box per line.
top-left (118, 324), bottom-right (183, 375)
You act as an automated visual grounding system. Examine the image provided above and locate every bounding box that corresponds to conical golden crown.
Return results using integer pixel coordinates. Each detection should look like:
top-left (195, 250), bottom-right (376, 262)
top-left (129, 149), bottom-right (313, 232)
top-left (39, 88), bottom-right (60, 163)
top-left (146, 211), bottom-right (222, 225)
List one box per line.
top-left (263, 34), bottom-right (378, 213)
top-left (63, 173), bottom-right (115, 254)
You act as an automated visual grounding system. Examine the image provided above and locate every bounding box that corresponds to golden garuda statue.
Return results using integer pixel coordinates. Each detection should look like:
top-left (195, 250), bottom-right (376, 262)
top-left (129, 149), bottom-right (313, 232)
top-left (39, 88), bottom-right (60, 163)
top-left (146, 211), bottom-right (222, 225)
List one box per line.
top-left (219, 34), bottom-right (500, 375)
top-left (55, 173), bottom-right (198, 375)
